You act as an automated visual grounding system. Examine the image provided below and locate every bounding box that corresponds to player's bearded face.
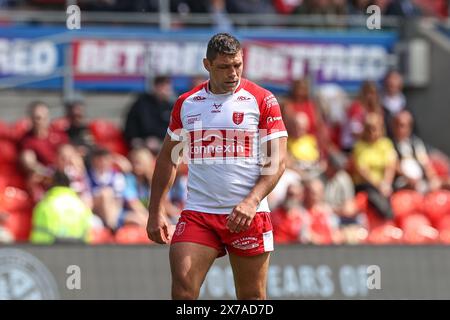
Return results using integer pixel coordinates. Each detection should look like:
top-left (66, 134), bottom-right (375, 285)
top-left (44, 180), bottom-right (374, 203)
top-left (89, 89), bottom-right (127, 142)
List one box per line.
top-left (204, 51), bottom-right (243, 94)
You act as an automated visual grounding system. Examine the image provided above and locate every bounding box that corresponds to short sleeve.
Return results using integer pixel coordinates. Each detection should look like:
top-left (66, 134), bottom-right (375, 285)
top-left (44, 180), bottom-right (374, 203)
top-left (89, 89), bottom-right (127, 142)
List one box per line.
top-left (258, 93), bottom-right (288, 143)
top-left (167, 97), bottom-right (184, 141)
top-left (413, 137), bottom-right (428, 164)
top-left (383, 138), bottom-right (397, 165)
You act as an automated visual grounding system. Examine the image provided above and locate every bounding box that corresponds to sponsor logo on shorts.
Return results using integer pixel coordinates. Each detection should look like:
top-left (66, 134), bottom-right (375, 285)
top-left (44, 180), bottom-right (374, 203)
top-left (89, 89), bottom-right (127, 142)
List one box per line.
top-left (231, 237), bottom-right (259, 250)
top-left (175, 222), bottom-right (186, 236)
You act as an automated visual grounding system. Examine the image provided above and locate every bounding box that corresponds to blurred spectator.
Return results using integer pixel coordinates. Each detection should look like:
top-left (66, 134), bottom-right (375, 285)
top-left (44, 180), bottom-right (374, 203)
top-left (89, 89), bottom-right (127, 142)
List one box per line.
top-left (127, 147), bottom-right (155, 208)
top-left (19, 101), bottom-right (68, 172)
top-left (321, 152), bottom-right (366, 242)
top-left (322, 152), bottom-right (359, 223)
top-left (381, 70), bottom-right (408, 137)
top-left (226, 0), bottom-right (276, 14)
top-left (347, 0), bottom-right (371, 14)
top-left (315, 83), bottom-right (349, 148)
top-left (283, 79), bottom-right (320, 137)
top-left (172, 0), bottom-right (233, 31)
top-left (287, 112), bottom-right (321, 176)
top-left (65, 100), bottom-right (95, 158)
top-left (342, 81), bottom-right (383, 151)
top-left (373, 0), bottom-right (393, 14)
top-left (382, 70), bottom-right (406, 114)
top-left (284, 79), bottom-right (335, 156)
top-left (210, 0), bottom-right (233, 31)
top-left (271, 182), bottom-right (309, 244)
top-left (82, 0), bottom-right (158, 12)
top-left (268, 168), bottom-right (302, 209)
top-left (55, 144), bottom-right (93, 209)
top-left (293, 0), bottom-right (347, 28)
top-left (124, 75), bottom-right (175, 153)
top-left (385, 0), bottom-right (420, 17)
top-left (352, 113), bottom-right (396, 219)
top-left (412, 0), bottom-right (449, 19)
top-left (303, 178), bottom-right (342, 244)
top-left (87, 147), bottom-right (129, 230)
top-left (29, 171), bottom-right (93, 244)
top-left (126, 147), bottom-right (180, 226)
top-left (392, 110), bottom-right (441, 192)
top-left (19, 101), bottom-right (68, 201)
top-left (273, 0), bottom-right (303, 14)
top-left (294, 0), bottom-right (347, 15)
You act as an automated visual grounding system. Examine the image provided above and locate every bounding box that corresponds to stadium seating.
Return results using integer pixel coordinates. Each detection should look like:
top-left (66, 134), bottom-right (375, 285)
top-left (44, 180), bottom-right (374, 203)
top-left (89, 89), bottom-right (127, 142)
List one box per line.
top-left (0, 168), bottom-right (26, 190)
top-left (390, 190), bottom-right (423, 221)
top-left (355, 192), bottom-right (394, 231)
top-left (429, 152), bottom-right (450, 179)
top-left (0, 186), bottom-right (33, 242)
top-left (50, 116), bottom-right (70, 132)
top-left (88, 119), bottom-right (129, 156)
top-left (0, 186), bottom-right (33, 213)
top-left (0, 138), bottom-right (19, 165)
top-left (397, 213), bottom-right (440, 244)
top-left (3, 209), bottom-right (32, 242)
top-left (399, 213), bottom-right (432, 230)
top-left (89, 227), bottom-right (115, 244)
top-left (114, 224), bottom-right (153, 244)
top-left (89, 119), bottom-right (123, 142)
top-left (437, 214), bottom-right (450, 231)
top-left (423, 190), bottom-right (450, 226)
top-left (0, 120), bottom-right (11, 140)
top-left (366, 224), bottom-right (403, 244)
top-left (11, 118), bottom-right (31, 141)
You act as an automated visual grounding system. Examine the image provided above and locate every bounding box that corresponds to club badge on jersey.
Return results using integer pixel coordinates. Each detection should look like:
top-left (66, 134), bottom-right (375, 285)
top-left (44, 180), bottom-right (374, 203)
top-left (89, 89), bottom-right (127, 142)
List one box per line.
top-left (232, 112), bottom-right (244, 125)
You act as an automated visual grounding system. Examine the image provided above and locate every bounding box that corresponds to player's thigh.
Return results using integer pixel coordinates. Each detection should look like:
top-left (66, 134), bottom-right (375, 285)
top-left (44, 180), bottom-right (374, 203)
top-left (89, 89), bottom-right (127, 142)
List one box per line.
top-left (170, 242), bottom-right (219, 290)
top-left (229, 252), bottom-right (270, 299)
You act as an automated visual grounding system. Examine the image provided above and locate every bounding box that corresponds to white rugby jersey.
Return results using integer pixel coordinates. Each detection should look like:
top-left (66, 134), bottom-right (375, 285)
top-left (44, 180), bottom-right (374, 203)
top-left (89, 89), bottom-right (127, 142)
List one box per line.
top-left (167, 78), bottom-right (288, 214)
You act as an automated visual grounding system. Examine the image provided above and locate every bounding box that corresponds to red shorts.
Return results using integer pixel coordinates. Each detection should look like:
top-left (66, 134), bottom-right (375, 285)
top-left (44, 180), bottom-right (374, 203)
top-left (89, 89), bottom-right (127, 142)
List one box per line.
top-left (171, 210), bottom-right (274, 257)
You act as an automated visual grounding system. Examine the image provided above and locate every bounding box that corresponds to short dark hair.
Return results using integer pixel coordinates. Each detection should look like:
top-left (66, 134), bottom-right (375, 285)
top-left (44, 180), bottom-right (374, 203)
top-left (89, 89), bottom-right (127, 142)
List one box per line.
top-left (91, 147), bottom-right (111, 158)
top-left (206, 33), bottom-right (241, 62)
top-left (52, 170), bottom-right (71, 187)
top-left (65, 100), bottom-right (85, 115)
top-left (153, 75), bottom-right (171, 86)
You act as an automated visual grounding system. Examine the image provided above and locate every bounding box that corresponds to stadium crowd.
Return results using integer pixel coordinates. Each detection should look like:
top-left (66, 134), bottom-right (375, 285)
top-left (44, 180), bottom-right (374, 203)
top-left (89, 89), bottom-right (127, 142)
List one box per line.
top-left (0, 0), bottom-right (448, 20)
top-left (0, 71), bottom-right (449, 245)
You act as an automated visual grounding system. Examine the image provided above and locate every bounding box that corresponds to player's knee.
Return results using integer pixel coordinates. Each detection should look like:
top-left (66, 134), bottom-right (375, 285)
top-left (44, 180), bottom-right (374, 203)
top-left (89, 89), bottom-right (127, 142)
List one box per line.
top-left (171, 279), bottom-right (199, 300)
top-left (236, 288), bottom-right (266, 300)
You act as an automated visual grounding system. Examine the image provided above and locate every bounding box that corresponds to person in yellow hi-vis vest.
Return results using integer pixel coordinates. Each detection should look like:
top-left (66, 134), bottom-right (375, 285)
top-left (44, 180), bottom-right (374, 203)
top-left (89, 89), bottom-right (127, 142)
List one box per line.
top-left (30, 171), bottom-right (93, 244)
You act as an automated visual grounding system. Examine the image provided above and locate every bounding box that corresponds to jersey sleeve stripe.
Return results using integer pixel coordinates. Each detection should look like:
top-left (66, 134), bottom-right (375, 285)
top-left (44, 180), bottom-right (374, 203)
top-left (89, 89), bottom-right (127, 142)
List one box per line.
top-left (260, 131), bottom-right (288, 144)
top-left (167, 128), bottom-right (182, 141)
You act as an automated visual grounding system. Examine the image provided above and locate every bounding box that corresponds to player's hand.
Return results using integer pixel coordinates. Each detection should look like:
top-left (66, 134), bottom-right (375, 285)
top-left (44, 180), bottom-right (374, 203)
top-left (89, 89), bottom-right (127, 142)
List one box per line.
top-left (227, 200), bottom-right (257, 233)
top-left (146, 212), bottom-right (170, 244)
